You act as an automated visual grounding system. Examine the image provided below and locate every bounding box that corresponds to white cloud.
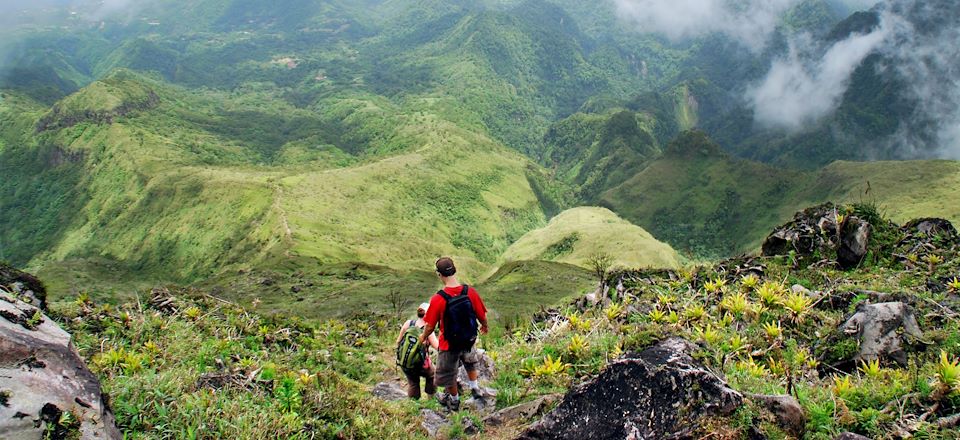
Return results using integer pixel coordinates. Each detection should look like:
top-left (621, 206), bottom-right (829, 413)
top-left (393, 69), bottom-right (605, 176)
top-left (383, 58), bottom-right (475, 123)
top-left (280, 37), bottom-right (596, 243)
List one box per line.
top-left (747, 21), bottom-right (891, 130)
top-left (612, 0), bottom-right (800, 50)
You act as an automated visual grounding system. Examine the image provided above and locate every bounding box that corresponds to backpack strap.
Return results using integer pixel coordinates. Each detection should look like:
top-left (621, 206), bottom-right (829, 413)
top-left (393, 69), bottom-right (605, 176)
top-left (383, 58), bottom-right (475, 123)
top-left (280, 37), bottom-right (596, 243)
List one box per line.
top-left (461, 284), bottom-right (468, 296)
top-left (437, 289), bottom-right (451, 301)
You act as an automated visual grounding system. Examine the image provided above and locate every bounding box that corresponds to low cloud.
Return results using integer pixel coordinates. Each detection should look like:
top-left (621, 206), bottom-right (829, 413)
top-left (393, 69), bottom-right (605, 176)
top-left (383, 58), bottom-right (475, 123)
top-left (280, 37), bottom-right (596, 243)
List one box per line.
top-left (747, 22), bottom-right (890, 130)
top-left (879, 3), bottom-right (960, 159)
top-left (747, 0), bottom-right (960, 158)
top-left (612, 0), bottom-right (801, 51)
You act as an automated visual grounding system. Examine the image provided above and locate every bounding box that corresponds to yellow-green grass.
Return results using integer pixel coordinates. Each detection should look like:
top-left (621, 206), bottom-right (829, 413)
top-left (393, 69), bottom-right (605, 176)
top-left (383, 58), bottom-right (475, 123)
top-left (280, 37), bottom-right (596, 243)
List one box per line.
top-left (811, 160), bottom-right (960, 225)
top-left (479, 260), bottom-right (595, 324)
top-left (501, 206), bottom-right (681, 270)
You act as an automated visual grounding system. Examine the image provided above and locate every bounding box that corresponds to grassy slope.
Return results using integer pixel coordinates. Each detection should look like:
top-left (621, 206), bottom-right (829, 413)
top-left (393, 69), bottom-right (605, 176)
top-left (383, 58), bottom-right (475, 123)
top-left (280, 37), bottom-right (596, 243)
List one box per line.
top-left (601, 132), bottom-right (960, 258)
top-left (2, 71), bottom-right (549, 304)
top-left (48, 203), bottom-right (960, 439)
top-left (502, 206), bottom-right (681, 270)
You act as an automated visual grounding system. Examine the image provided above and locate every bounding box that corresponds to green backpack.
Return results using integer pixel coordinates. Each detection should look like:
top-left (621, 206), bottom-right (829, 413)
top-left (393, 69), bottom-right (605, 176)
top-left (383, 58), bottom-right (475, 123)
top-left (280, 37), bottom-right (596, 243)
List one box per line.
top-left (396, 320), bottom-right (426, 371)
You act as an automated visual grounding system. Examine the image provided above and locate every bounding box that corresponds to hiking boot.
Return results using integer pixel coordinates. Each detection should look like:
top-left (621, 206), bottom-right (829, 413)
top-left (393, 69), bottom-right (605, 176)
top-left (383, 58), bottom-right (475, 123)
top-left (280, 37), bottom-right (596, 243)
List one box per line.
top-left (437, 392), bottom-right (460, 412)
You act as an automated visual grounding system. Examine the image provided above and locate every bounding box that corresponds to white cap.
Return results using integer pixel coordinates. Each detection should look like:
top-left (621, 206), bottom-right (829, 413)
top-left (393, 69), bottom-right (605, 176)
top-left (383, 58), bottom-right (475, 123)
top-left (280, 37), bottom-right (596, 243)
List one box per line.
top-left (418, 302), bottom-right (430, 312)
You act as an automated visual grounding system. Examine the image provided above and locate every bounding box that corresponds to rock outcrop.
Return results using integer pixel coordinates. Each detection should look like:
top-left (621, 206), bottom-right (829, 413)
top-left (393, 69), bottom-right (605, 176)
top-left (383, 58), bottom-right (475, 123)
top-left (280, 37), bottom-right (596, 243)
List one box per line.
top-left (746, 394), bottom-right (807, 438)
top-left (841, 302), bottom-right (925, 365)
top-left (761, 203), bottom-right (874, 269)
top-left (519, 338), bottom-right (742, 440)
top-left (0, 263), bottom-right (47, 311)
top-left (0, 288), bottom-right (121, 439)
top-left (484, 394), bottom-right (561, 427)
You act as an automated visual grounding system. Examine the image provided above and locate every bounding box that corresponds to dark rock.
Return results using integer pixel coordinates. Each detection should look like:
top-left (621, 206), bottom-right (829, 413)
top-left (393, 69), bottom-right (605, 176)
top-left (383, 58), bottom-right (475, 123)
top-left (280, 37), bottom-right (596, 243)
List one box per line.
top-left (519, 338), bottom-right (742, 440)
top-left (462, 417), bottom-right (480, 435)
top-left (747, 394), bottom-right (806, 437)
top-left (841, 302), bottom-right (925, 365)
top-left (372, 381), bottom-right (408, 401)
top-left (290, 285), bottom-right (302, 293)
top-left (900, 218), bottom-right (958, 246)
top-left (148, 287), bottom-right (177, 315)
top-left (484, 395), bottom-right (561, 427)
top-left (837, 217), bottom-right (871, 269)
top-left (835, 432), bottom-right (871, 440)
top-left (0, 289), bottom-right (121, 439)
top-left (714, 256), bottom-right (767, 282)
top-left (0, 263), bottom-right (47, 311)
top-left (762, 203), bottom-right (840, 257)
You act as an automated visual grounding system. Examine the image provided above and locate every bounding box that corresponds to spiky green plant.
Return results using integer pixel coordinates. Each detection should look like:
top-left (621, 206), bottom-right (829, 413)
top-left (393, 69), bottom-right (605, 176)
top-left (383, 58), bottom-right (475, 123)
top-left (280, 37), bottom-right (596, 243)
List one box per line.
top-left (647, 308), bottom-right (667, 323)
top-left (605, 303), bottom-right (624, 321)
top-left (740, 273), bottom-right (760, 291)
top-left (720, 291), bottom-right (751, 318)
top-left (832, 375), bottom-right (854, 397)
top-left (763, 321), bottom-right (782, 340)
top-left (782, 291), bottom-right (814, 324)
top-left (704, 277), bottom-right (727, 294)
top-left (947, 277), bottom-right (960, 293)
top-left (859, 359), bottom-right (883, 378)
top-left (697, 324), bottom-right (722, 346)
top-left (683, 303), bottom-right (707, 322)
top-left (934, 350), bottom-right (960, 396)
top-left (531, 355), bottom-right (570, 377)
top-left (738, 358), bottom-right (769, 378)
top-left (566, 335), bottom-right (589, 359)
top-left (756, 281), bottom-right (784, 307)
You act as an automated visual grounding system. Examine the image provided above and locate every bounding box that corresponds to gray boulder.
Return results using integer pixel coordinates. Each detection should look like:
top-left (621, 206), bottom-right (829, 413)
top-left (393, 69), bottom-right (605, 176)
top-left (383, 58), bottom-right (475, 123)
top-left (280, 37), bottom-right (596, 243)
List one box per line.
top-left (0, 289), bottom-right (121, 440)
top-left (837, 217), bottom-right (871, 269)
top-left (747, 394), bottom-right (806, 438)
top-left (371, 381), bottom-right (408, 401)
top-left (420, 409), bottom-right (449, 437)
top-left (484, 394), bottom-right (561, 427)
top-left (519, 338), bottom-right (742, 440)
top-left (841, 302), bottom-right (925, 365)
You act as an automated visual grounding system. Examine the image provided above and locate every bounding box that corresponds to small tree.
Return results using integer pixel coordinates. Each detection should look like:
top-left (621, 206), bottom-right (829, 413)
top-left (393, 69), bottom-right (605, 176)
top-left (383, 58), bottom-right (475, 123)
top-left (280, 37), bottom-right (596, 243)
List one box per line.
top-left (386, 289), bottom-right (412, 321)
top-left (588, 252), bottom-right (614, 286)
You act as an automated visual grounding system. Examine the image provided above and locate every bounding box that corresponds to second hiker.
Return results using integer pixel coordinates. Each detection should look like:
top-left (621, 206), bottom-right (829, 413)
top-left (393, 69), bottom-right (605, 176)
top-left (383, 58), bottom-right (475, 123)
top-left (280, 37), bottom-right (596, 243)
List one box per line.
top-left (396, 302), bottom-right (440, 399)
top-left (418, 257), bottom-right (489, 411)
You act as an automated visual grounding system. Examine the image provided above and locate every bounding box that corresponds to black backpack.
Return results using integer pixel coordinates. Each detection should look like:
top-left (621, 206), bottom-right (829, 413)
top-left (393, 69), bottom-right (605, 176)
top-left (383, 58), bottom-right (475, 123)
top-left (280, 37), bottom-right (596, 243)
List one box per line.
top-left (438, 285), bottom-right (478, 351)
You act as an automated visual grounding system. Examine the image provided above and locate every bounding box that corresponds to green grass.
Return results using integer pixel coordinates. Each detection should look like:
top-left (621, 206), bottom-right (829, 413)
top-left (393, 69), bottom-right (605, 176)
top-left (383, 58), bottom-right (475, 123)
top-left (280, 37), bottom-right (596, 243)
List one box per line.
top-left (502, 206), bottom-right (681, 270)
top-left (601, 131), bottom-right (960, 259)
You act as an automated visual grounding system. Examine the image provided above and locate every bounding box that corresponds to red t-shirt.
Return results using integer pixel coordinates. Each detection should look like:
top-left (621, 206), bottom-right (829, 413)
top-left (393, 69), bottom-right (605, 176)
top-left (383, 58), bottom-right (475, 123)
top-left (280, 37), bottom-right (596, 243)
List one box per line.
top-left (423, 285), bottom-right (487, 351)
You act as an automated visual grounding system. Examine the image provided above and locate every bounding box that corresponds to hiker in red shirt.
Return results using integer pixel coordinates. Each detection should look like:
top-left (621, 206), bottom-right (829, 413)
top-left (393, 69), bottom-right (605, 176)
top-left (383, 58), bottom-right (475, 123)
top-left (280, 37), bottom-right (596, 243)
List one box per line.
top-left (418, 257), bottom-right (489, 411)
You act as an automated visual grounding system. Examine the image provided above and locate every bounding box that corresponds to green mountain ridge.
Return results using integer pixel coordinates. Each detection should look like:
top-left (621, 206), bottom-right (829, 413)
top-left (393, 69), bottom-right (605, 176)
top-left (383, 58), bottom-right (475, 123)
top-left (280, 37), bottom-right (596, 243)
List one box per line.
top-left (602, 131), bottom-right (960, 258)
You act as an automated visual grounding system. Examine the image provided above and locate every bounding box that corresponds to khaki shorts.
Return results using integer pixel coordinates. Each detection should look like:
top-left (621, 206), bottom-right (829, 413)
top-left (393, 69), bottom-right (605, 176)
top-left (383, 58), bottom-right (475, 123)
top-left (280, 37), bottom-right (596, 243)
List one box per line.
top-left (434, 347), bottom-right (479, 388)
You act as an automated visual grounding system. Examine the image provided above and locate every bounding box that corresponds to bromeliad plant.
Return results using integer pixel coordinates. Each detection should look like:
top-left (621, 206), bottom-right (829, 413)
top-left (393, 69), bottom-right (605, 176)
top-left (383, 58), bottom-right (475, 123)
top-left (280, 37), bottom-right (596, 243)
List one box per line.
top-left (933, 350), bottom-right (960, 398)
top-left (947, 276), bottom-right (960, 293)
top-left (740, 273), bottom-right (760, 291)
top-left (566, 335), bottom-right (590, 360)
top-left (782, 291), bottom-right (814, 324)
top-left (756, 281), bottom-right (785, 307)
top-left (704, 277), bottom-right (728, 294)
top-left (720, 291), bottom-right (751, 319)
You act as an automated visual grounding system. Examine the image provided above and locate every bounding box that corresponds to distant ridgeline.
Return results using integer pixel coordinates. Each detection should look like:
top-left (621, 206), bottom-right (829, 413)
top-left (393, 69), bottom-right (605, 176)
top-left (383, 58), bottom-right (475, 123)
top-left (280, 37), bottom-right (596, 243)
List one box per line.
top-left (1, 0), bottom-right (959, 304)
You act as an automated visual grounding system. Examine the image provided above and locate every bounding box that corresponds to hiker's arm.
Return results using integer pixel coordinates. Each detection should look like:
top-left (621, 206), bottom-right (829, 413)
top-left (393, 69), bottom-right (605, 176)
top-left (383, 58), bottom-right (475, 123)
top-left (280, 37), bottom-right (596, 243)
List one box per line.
top-left (478, 316), bottom-right (489, 335)
top-left (418, 322), bottom-right (436, 346)
top-left (396, 321), bottom-right (409, 345)
top-left (427, 333), bottom-right (439, 350)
